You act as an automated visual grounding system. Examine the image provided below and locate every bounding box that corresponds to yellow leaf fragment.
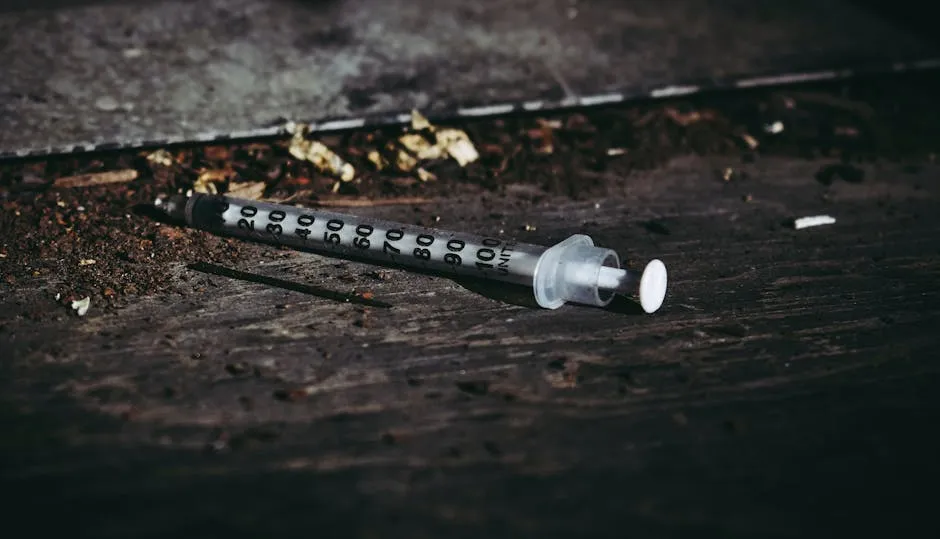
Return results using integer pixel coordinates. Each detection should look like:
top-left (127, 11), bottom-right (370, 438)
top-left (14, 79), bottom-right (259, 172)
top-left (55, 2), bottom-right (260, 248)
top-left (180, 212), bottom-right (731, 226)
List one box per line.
top-left (227, 181), bottom-right (266, 200)
top-left (390, 143), bottom-right (419, 172)
top-left (398, 133), bottom-right (443, 160)
top-left (740, 133), bottom-right (759, 150)
top-left (289, 127), bottom-right (355, 181)
top-left (367, 150), bottom-right (389, 170)
top-left (193, 169), bottom-right (231, 194)
top-left (435, 128), bottom-right (479, 166)
top-left (146, 149), bottom-right (175, 167)
top-left (410, 109), bottom-right (433, 131)
top-left (416, 168), bottom-right (437, 182)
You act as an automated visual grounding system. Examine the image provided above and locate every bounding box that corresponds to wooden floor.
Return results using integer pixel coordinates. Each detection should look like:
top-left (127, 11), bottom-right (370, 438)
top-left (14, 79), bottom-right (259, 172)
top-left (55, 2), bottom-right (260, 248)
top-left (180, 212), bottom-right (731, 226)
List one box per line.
top-left (2, 155), bottom-right (940, 537)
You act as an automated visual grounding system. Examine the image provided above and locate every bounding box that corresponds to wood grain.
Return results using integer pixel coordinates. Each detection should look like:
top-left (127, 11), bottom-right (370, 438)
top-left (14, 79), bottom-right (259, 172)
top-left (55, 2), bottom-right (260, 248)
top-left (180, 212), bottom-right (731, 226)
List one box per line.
top-left (2, 156), bottom-right (939, 538)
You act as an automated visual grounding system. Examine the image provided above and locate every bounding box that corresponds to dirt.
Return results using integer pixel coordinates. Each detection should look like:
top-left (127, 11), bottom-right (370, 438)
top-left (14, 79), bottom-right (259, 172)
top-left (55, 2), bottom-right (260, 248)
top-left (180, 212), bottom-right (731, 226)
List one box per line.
top-left (2, 71), bottom-right (939, 322)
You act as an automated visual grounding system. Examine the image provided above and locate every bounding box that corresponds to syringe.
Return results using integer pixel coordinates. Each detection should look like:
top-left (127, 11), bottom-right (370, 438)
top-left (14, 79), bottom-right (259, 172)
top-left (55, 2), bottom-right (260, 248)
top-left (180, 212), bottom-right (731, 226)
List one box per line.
top-left (153, 193), bottom-right (668, 313)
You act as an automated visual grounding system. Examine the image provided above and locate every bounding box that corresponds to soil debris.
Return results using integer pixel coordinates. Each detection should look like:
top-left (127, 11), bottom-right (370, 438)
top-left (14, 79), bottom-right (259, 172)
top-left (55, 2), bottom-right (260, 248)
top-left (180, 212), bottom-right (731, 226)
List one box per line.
top-left (2, 71), bottom-right (940, 321)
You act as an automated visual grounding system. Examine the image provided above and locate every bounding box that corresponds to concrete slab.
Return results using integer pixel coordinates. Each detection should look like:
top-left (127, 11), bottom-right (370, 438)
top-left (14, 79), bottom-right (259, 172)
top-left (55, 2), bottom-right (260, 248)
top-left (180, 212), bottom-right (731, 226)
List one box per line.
top-left (1, 0), bottom-right (937, 157)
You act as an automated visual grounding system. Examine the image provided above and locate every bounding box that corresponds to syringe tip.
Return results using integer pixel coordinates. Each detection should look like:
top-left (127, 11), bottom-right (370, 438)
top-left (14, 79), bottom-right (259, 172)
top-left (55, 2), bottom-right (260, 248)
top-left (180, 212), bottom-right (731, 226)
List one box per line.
top-left (638, 259), bottom-right (668, 313)
top-left (151, 194), bottom-right (188, 222)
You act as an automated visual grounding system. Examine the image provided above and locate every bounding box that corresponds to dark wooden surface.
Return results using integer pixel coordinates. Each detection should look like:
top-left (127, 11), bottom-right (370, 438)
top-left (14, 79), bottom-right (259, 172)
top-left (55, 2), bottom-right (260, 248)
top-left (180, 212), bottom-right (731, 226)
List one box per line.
top-left (3, 155), bottom-right (940, 537)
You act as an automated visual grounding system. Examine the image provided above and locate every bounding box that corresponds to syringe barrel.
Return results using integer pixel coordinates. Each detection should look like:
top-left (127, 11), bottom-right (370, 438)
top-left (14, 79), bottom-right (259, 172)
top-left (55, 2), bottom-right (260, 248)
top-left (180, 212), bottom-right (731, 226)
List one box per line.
top-left (175, 193), bottom-right (547, 287)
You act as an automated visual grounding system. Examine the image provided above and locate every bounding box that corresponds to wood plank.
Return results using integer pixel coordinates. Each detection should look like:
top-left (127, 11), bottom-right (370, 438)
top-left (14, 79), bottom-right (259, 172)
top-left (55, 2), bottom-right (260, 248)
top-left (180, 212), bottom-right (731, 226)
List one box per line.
top-left (2, 156), bottom-right (939, 537)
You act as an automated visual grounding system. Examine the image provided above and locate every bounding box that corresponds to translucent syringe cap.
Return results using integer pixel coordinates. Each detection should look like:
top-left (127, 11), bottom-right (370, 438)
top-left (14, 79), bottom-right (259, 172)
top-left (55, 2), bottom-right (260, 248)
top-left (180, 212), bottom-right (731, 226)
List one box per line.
top-left (533, 234), bottom-right (667, 313)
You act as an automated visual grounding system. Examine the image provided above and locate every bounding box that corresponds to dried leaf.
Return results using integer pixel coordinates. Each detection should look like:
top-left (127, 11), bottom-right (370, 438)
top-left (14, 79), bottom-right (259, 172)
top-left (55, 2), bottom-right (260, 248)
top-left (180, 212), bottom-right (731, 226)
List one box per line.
top-left (410, 109), bottom-right (432, 131)
top-left (289, 127), bottom-right (355, 181)
top-left (398, 133), bottom-right (443, 160)
top-left (54, 169), bottom-right (138, 189)
top-left (740, 133), bottom-right (759, 150)
top-left (146, 149), bottom-right (175, 167)
top-left (192, 181), bottom-right (217, 194)
top-left (226, 181), bottom-right (266, 200)
top-left (416, 168), bottom-right (437, 182)
top-left (198, 169), bottom-right (232, 183)
top-left (527, 120), bottom-right (555, 154)
top-left (435, 128), bottom-right (479, 166)
top-left (367, 150), bottom-right (389, 170)
top-left (193, 169), bottom-right (232, 194)
top-left (391, 143), bottom-right (419, 172)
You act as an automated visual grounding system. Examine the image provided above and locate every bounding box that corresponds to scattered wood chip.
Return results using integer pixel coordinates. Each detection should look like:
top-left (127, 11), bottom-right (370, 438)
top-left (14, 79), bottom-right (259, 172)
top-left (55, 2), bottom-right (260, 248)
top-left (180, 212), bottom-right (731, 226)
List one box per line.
top-left (408, 109), bottom-right (479, 166)
top-left (71, 296), bottom-right (91, 316)
top-left (226, 181), bottom-right (266, 200)
top-left (399, 133), bottom-right (443, 160)
top-left (53, 169), bottom-right (138, 189)
top-left (416, 168), bottom-right (437, 182)
top-left (410, 109), bottom-right (433, 131)
top-left (792, 215), bottom-right (836, 230)
top-left (288, 124), bottom-right (355, 181)
top-left (193, 169), bottom-right (233, 194)
top-left (528, 119), bottom-right (556, 154)
top-left (367, 150), bottom-right (389, 170)
top-left (435, 128), bottom-right (479, 166)
top-left (739, 133), bottom-right (759, 150)
top-left (314, 196), bottom-right (433, 207)
top-left (146, 149), bottom-right (175, 167)
top-left (391, 143), bottom-right (419, 172)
